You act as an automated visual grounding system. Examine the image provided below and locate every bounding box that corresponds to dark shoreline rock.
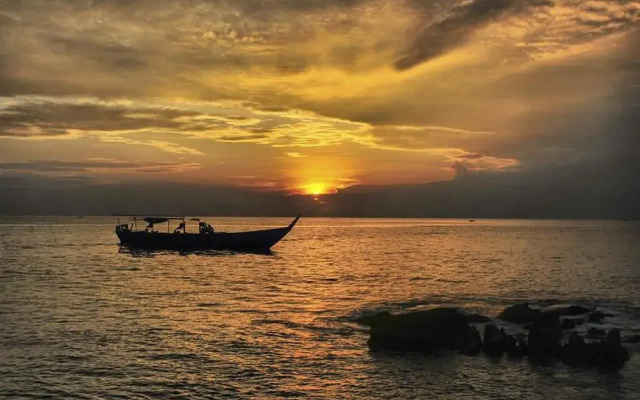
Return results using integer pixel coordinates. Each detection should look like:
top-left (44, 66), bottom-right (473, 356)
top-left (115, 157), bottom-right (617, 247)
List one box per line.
top-left (356, 311), bottom-right (391, 327)
top-left (587, 327), bottom-right (606, 339)
top-left (482, 324), bottom-right (505, 357)
top-left (560, 318), bottom-right (577, 330)
top-left (561, 333), bottom-right (596, 367)
top-left (588, 311), bottom-right (605, 324)
top-left (528, 326), bottom-right (561, 361)
top-left (363, 303), bottom-right (631, 373)
top-left (465, 313), bottom-right (492, 324)
top-left (595, 330), bottom-right (629, 372)
top-left (497, 303), bottom-right (542, 324)
top-left (497, 303), bottom-right (591, 326)
top-left (546, 305), bottom-right (590, 318)
top-left (505, 334), bottom-right (528, 357)
top-left (460, 327), bottom-right (482, 355)
top-left (367, 307), bottom-right (469, 352)
top-left (624, 335), bottom-right (640, 344)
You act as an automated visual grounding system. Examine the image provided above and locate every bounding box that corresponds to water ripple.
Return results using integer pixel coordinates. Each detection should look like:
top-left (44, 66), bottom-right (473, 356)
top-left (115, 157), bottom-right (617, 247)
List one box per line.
top-left (1, 217), bottom-right (639, 399)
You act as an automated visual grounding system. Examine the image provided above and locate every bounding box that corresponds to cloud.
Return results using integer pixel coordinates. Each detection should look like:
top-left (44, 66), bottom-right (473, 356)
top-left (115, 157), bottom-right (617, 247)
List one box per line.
top-left (1, 166), bottom-right (636, 219)
top-left (0, 99), bottom-right (182, 137)
top-left (394, 0), bottom-right (553, 70)
top-left (0, 0), bottom-right (638, 200)
top-left (0, 160), bottom-right (202, 175)
top-left (285, 152), bottom-right (306, 158)
top-left (0, 96), bottom-right (373, 150)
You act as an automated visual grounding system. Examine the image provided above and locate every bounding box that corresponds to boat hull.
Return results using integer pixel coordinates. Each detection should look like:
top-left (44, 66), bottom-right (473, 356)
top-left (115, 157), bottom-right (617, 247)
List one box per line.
top-left (116, 216), bottom-right (300, 252)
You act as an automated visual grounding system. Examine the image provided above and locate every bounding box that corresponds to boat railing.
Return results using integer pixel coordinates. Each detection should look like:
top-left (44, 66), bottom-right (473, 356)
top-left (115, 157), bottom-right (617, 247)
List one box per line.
top-left (116, 216), bottom-right (211, 234)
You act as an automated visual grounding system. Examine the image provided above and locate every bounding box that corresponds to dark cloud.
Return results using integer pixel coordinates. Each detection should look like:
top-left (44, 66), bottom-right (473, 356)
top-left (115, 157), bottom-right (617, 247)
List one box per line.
top-left (0, 100), bottom-right (210, 137)
top-left (1, 163), bottom-right (638, 218)
top-left (46, 35), bottom-right (147, 70)
top-left (395, 0), bottom-right (553, 70)
top-left (458, 152), bottom-right (484, 159)
top-left (217, 134), bottom-right (269, 142)
top-left (0, 102), bottom-right (181, 136)
top-left (1, 0), bottom-right (636, 100)
top-left (0, 175), bottom-right (319, 216)
top-left (451, 161), bottom-right (472, 179)
top-left (0, 160), bottom-right (201, 173)
top-left (0, 0), bottom-right (638, 217)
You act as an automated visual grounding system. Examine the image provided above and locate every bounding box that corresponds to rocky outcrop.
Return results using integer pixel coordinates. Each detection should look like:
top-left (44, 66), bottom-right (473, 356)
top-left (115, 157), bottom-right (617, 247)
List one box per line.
top-left (561, 330), bottom-right (629, 371)
top-left (528, 326), bottom-right (562, 361)
top-left (595, 330), bottom-right (629, 372)
top-left (587, 327), bottom-right (606, 339)
top-left (356, 311), bottom-right (391, 326)
top-left (560, 318), bottom-right (577, 330)
top-left (497, 303), bottom-right (592, 327)
top-left (588, 311), bottom-right (605, 324)
top-left (482, 324), bottom-right (505, 357)
top-left (460, 326), bottom-right (482, 355)
top-left (497, 303), bottom-right (542, 324)
top-left (561, 333), bottom-right (596, 367)
top-left (367, 308), bottom-right (470, 352)
top-left (361, 303), bottom-right (631, 372)
top-left (465, 313), bottom-right (492, 323)
top-left (624, 335), bottom-right (640, 344)
top-left (545, 305), bottom-right (590, 318)
top-left (505, 334), bottom-right (528, 358)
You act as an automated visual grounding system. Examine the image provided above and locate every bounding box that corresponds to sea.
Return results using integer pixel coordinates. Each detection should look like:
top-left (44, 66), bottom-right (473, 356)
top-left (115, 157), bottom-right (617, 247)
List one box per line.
top-left (1, 217), bottom-right (640, 399)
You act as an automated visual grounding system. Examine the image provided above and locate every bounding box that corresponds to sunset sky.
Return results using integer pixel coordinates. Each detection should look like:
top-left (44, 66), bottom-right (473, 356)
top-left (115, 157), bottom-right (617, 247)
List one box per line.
top-left (0, 0), bottom-right (638, 216)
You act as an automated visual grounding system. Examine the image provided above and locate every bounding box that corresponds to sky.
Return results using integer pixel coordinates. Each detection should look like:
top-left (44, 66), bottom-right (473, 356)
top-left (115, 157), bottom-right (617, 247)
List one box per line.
top-left (0, 0), bottom-right (638, 217)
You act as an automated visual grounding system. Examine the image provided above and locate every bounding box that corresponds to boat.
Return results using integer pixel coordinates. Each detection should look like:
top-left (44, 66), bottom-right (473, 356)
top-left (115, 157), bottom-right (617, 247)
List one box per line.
top-left (115, 214), bottom-right (301, 252)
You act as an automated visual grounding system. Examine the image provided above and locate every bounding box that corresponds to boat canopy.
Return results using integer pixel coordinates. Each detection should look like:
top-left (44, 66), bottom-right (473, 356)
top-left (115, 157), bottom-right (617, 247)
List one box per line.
top-left (143, 217), bottom-right (170, 224)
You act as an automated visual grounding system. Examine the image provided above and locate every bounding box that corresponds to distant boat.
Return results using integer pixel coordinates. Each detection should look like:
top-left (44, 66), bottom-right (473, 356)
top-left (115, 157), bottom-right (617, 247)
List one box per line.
top-left (115, 214), bottom-right (301, 252)
top-left (469, 219), bottom-right (476, 222)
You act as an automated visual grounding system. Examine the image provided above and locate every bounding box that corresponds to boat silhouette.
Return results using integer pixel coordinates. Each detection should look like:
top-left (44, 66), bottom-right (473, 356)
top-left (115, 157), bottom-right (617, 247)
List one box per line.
top-left (115, 214), bottom-right (301, 252)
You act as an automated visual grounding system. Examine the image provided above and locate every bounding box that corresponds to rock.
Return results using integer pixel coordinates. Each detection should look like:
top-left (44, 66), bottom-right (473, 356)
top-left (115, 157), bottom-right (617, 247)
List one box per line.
top-left (497, 303), bottom-right (542, 324)
top-left (516, 336), bottom-right (528, 357)
top-left (505, 333), bottom-right (528, 357)
top-left (482, 324), bottom-right (505, 357)
top-left (356, 311), bottom-right (391, 326)
top-left (367, 308), bottom-right (469, 352)
top-left (528, 326), bottom-right (561, 361)
top-left (563, 305), bottom-right (591, 316)
top-left (498, 304), bottom-right (589, 328)
top-left (608, 329), bottom-right (622, 345)
top-left (587, 327), bottom-right (606, 339)
top-left (560, 318), bottom-right (576, 330)
top-left (545, 305), bottom-right (590, 318)
top-left (623, 334), bottom-right (640, 344)
top-left (535, 312), bottom-right (560, 330)
top-left (594, 329), bottom-right (630, 372)
top-left (460, 326), bottom-right (482, 355)
top-left (465, 313), bottom-right (492, 324)
top-left (561, 333), bottom-right (596, 367)
top-left (588, 311), bottom-right (605, 324)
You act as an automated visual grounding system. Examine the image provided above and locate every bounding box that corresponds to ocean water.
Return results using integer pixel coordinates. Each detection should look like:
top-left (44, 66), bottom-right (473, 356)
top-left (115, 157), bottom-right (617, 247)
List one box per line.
top-left (1, 217), bottom-right (640, 399)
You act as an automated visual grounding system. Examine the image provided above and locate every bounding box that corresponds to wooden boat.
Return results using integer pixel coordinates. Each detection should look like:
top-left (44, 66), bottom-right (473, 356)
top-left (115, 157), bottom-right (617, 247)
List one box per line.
top-left (115, 214), bottom-right (301, 252)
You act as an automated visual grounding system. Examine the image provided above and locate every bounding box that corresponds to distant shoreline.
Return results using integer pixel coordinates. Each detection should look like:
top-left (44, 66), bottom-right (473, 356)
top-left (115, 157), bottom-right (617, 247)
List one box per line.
top-left (0, 214), bottom-right (637, 222)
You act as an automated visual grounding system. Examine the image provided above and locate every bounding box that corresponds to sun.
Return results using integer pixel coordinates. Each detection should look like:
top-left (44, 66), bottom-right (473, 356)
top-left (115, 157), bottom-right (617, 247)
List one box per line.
top-left (301, 182), bottom-right (334, 196)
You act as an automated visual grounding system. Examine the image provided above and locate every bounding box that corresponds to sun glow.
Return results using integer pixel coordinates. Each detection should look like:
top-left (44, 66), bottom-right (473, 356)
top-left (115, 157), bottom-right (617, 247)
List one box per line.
top-left (301, 182), bottom-right (335, 196)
